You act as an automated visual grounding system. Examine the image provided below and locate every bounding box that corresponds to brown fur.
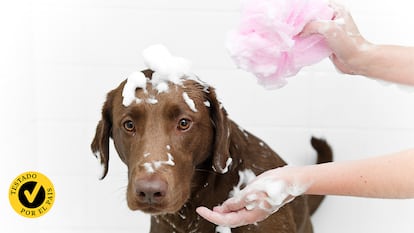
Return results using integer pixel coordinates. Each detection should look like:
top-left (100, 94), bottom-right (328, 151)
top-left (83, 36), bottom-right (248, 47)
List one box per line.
top-left (91, 70), bottom-right (333, 233)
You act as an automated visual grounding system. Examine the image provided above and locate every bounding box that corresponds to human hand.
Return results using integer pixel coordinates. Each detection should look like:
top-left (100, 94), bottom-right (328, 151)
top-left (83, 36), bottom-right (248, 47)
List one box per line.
top-left (196, 167), bottom-right (309, 228)
top-left (300, 2), bottom-right (372, 75)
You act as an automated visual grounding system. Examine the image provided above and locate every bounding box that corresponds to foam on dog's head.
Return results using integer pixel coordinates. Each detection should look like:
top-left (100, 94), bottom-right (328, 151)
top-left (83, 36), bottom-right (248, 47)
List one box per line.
top-left (142, 44), bottom-right (191, 85)
top-left (122, 71), bottom-right (147, 106)
top-left (122, 44), bottom-right (199, 108)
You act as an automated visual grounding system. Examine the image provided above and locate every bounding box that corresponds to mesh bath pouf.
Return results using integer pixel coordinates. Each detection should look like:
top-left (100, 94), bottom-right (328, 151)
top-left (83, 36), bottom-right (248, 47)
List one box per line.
top-left (226, 0), bottom-right (334, 88)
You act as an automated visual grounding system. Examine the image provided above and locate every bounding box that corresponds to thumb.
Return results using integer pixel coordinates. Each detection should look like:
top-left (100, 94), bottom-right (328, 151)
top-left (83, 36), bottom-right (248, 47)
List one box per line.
top-left (299, 20), bottom-right (332, 38)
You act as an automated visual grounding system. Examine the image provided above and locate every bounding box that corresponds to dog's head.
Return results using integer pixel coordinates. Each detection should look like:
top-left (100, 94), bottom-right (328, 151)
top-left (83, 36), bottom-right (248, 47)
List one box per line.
top-left (91, 70), bottom-right (231, 214)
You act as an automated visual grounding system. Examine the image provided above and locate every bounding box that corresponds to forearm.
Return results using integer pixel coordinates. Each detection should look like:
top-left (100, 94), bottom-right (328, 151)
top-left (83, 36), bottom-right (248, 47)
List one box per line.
top-left (299, 148), bottom-right (414, 199)
top-left (196, 149), bottom-right (414, 227)
top-left (355, 45), bottom-right (414, 85)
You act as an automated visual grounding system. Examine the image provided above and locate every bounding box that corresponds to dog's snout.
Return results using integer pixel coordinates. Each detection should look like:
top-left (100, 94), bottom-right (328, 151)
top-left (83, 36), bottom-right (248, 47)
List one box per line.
top-left (134, 177), bottom-right (168, 204)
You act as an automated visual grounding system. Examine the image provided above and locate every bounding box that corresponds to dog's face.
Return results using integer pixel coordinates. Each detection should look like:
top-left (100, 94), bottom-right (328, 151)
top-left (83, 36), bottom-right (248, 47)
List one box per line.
top-left (91, 70), bottom-right (231, 215)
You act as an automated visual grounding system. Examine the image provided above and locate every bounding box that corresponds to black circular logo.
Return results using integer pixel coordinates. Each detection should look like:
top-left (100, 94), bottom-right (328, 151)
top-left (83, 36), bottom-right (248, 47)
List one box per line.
top-left (18, 181), bottom-right (46, 208)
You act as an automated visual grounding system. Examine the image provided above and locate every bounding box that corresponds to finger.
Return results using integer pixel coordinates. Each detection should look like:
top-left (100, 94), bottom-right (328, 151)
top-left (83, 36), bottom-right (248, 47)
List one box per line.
top-left (196, 206), bottom-right (242, 226)
top-left (299, 20), bottom-right (333, 38)
top-left (217, 197), bottom-right (248, 212)
top-left (196, 206), bottom-right (269, 228)
top-left (196, 207), bottom-right (220, 224)
top-left (328, 2), bottom-right (359, 34)
top-left (328, 1), bottom-right (347, 19)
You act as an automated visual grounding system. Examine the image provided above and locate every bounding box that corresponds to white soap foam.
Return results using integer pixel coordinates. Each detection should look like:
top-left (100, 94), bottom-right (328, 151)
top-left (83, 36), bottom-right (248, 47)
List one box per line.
top-left (221, 157), bottom-right (233, 174)
top-left (182, 92), bottom-right (198, 112)
top-left (142, 44), bottom-right (191, 85)
top-left (155, 81), bottom-right (170, 94)
top-left (122, 45), bottom-right (214, 113)
top-left (203, 100), bottom-right (211, 107)
top-left (216, 225), bottom-right (232, 233)
top-left (94, 151), bottom-right (106, 180)
top-left (230, 169), bottom-right (256, 198)
top-left (146, 96), bottom-right (158, 104)
top-left (122, 71), bottom-right (147, 106)
top-left (142, 153), bottom-right (175, 174)
top-left (143, 163), bottom-right (155, 174)
top-left (235, 174), bottom-right (308, 214)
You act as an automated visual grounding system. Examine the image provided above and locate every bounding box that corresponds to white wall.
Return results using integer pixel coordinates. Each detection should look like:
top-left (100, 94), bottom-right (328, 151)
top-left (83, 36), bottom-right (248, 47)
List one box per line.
top-left (1, 0), bottom-right (414, 232)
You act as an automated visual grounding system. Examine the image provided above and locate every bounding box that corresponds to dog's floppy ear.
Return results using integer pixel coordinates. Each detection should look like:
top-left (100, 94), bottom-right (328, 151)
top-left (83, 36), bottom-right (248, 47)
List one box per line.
top-left (206, 86), bottom-right (231, 174)
top-left (91, 89), bottom-right (115, 180)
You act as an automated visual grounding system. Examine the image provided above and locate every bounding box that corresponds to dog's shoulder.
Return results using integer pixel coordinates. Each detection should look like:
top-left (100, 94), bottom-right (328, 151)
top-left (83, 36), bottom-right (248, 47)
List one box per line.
top-left (227, 120), bottom-right (286, 174)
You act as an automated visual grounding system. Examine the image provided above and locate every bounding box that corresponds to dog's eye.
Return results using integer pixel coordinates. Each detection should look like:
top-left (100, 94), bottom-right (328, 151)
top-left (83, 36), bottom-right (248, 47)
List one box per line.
top-left (178, 118), bottom-right (192, 131)
top-left (123, 120), bottom-right (135, 132)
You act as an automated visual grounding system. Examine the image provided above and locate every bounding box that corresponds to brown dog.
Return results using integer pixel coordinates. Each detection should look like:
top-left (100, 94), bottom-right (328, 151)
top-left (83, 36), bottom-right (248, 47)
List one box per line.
top-left (91, 69), bottom-right (332, 233)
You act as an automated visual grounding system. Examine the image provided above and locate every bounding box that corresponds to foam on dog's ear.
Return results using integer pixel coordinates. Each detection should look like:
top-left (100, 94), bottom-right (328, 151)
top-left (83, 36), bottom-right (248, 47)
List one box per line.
top-left (93, 143), bottom-right (107, 180)
top-left (206, 86), bottom-right (232, 174)
top-left (91, 120), bottom-right (110, 180)
top-left (91, 90), bottom-right (115, 180)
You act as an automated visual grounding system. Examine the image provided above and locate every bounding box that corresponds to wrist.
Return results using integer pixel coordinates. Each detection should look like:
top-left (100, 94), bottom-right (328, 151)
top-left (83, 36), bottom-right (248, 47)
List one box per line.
top-left (347, 41), bottom-right (377, 76)
top-left (279, 165), bottom-right (314, 195)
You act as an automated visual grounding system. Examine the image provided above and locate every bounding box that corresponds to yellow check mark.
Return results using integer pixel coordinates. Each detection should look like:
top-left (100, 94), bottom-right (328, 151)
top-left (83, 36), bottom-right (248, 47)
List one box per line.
top-left (24, 182), bottom-right (42, 203)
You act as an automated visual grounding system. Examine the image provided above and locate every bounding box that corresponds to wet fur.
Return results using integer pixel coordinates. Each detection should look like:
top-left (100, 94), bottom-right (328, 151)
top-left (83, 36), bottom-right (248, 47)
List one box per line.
top-left (91, 70), bottom-right (333, 233)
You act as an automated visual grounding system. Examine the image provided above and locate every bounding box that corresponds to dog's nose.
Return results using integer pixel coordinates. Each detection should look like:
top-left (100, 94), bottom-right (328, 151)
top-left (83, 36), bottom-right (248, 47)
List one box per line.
top-left (134, 177), bottom-right (168, 204)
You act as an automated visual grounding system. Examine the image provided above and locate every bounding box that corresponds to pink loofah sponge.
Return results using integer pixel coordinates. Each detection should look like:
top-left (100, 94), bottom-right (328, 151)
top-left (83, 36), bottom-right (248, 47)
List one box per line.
top-left (226, 0), bottom-right (334, 88)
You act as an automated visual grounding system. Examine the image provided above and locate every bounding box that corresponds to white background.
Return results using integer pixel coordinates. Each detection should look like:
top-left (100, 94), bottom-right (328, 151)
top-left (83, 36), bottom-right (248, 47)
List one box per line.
top-left (1, 0), bottom-right (414, 232)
